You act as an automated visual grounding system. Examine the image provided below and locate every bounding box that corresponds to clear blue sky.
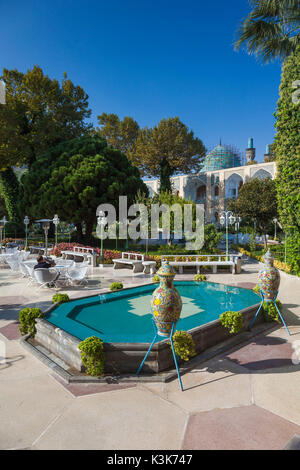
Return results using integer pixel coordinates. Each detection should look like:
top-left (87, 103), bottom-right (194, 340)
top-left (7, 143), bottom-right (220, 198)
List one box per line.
top-left (2, 0), bottom-right (282, 163)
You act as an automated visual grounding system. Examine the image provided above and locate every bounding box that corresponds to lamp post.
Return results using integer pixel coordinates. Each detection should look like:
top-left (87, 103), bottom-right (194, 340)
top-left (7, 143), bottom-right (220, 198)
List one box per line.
top-left (97, 211), bottom-right (107, 265)
top-left (219, 211), bottom-right (236, 260)
top-left (0, 216), bottom-right (7, 253)
top-left (53, 214), bottom-right (60, 246)
top-left (125, 219), bottom-right (129, 250)
top-left (235, 216), bottom-right (242, 245)
top-left (24, 216), bottom-right (29, 250)
top-left (36, 219), bottom-right (51, 257)
top-left (273, 218), bottom-right (278, 240)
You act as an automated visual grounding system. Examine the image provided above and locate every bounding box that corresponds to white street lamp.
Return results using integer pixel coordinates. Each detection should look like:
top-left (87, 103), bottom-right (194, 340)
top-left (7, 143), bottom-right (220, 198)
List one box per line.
top-left (97, 211), bottom-right (107, 265)
top-left (0, 216), bottom-right (7, 253)
top-left (53, 214), bottom-right (60, 246)
top-left (273, 218), bottom-right (278, 240)
top-left (36, 219), bottom-right (52, 256)
top-left (219, 211), bottom-right (236, 260)
top-left (24, 216), bottom-right (30, 250)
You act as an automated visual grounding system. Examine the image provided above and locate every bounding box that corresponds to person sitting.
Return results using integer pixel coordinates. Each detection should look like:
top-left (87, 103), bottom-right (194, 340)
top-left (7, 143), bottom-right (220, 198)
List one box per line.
top-left (34, 255), bottom-right (56, 270)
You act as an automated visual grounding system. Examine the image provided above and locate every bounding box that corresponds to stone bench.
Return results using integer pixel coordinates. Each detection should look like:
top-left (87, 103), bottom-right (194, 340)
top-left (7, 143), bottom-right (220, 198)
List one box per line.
top-left (161, 254), bottom-right (243, 275)
top-left (112, 252), bottom-right (144, 273)
top-left (142, 261), bottom-right (157, 275)
top-left (61, 247), bottom-right (96, 266)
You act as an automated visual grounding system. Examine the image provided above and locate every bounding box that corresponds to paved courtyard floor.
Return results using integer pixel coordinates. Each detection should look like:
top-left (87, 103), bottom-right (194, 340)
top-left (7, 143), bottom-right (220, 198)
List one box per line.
top-left (0, 255), bottom-right (300, 450)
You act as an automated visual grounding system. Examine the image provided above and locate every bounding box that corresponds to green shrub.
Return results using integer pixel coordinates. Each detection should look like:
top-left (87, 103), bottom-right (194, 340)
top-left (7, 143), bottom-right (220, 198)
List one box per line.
top-left (110, 282), bottom-right (123, 291)
top-left (263, 300), bottom-right (282, 323)
top-left (253, 284), bottom-right (260, 294)
top-left (152, 275), bottom-right (160, 283)
top-left (78, 336), bottom-right (105, 376)
top-left (19, 308), bottom-right (43, 337)
top-left (52, 293), bottom-right (70, 305)
top-left (220, 311), bottom-right (243, 334)
top-left (193, 274), bottom-right (206, 282)
top-left (170, 331), bottom-right (196, 362)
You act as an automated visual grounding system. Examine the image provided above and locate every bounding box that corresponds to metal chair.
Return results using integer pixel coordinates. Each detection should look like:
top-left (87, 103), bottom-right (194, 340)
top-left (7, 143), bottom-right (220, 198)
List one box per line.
top-left (66, 263), bottom-right (88, 286)
top-left (33, 268), bottom-right (60, 289)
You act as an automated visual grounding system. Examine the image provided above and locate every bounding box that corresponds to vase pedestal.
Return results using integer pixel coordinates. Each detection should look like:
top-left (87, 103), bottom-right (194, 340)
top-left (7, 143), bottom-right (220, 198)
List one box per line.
top-left (136, 319), bottom-right (183, 391)
top-left (248, 288), bottom-right (290, 335)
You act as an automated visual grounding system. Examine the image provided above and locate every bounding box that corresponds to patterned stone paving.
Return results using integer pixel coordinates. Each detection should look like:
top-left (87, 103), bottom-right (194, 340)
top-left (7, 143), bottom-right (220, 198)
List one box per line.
top-left (52, 374), bottom-right (137, 397)
top-left (0, 259), bottom-right (299, 449)
top-left (0, 322), bottom-right (21, 340)
top-left (224, 333), bottom-right (294, 370)
top-left (182, 405), bottom-right (300, 450)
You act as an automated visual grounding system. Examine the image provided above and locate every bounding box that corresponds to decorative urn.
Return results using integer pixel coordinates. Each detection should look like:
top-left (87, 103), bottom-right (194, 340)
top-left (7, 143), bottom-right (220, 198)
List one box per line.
top-left (258, 249), bottom-right (280, 300)
top-left (151, 260), bottom-right (182, 336)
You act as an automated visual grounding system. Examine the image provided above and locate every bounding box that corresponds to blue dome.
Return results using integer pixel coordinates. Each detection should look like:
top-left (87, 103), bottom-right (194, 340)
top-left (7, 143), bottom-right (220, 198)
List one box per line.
top-left (200, 144), bottom-right (241, 172)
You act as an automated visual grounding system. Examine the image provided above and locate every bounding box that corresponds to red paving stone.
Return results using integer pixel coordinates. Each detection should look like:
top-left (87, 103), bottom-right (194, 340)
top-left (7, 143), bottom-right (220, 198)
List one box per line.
top-left (224, 334), bottom-right (294, 370)
top-left (52, 373), bottom-right (136, 396)
top-left (0, 322), bottom-right (21, 340)
top-left (236, 282), bottom-right (257, 290)
top-left (182, 405), bottom-right (300, 450)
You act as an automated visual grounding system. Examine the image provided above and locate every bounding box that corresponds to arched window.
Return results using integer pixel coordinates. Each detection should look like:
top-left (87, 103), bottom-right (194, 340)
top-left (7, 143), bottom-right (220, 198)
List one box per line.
top-left (196, 185), bottom-right (206, 200)
top-left (214, 185), bottom-right (219, 197)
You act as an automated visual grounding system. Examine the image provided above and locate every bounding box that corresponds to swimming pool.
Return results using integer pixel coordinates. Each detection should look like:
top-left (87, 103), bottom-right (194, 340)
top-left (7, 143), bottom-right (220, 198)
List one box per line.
top-left (45, 281), bottom-right (260, 344)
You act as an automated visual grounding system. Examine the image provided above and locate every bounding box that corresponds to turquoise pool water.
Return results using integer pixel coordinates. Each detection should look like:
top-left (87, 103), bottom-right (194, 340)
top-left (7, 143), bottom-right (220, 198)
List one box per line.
top-left (45, 282), bottom-right (260, 344)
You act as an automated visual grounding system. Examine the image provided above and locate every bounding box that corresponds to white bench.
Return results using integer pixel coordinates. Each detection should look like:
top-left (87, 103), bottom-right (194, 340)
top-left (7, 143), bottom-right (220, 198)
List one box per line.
top-left (161, 254), bottom-right (242, 275)
top-left (112, 252), bottom-right (144, 273)
top-left (142, 261), bottom-right (156, 275)
top-left (61, 246), bottom-right (96, 266)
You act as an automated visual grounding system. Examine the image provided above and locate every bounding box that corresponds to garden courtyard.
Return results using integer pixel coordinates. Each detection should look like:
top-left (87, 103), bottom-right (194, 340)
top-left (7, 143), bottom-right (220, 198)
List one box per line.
top-left (1, 255), bottom-right (300, 450)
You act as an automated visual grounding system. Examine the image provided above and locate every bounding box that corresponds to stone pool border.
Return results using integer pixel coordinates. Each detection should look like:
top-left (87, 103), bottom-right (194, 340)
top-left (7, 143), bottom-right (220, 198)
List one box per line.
top-left (20, 280), bottom-right (271, 380)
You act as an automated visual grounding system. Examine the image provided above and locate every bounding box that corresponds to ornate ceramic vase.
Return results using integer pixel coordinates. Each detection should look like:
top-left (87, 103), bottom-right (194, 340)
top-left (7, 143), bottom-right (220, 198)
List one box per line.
top-left (151, 260), bottom-right (182, 336)
top-left (258, 249), bottom-right (280, 300)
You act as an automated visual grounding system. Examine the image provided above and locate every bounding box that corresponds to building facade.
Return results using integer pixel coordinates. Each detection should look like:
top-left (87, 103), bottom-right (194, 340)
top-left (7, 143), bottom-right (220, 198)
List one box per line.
top-left (144, 139), bottom-right (276, 224)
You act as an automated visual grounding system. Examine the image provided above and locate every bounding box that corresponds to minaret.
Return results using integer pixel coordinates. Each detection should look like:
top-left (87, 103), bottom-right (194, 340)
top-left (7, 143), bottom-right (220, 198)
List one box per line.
top-left (264, 144), bottom-right (271, 161)
top-left (246, 137), bottom-right (256, 163)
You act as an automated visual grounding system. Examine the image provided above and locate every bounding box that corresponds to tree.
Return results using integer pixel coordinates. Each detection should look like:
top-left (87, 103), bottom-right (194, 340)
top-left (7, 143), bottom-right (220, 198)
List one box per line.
top-left (19, 136), bottom-right (148, 237)
top-left (273, 45), bottom-right (300, 273)
top-left (235, 0), bottom-right (300, 63)
top-left (0, 66), bottom-right (92, 219)
top-left (228, 178), bottom-right (278, 248)
top-left (96, 113), bottom-right (140, 154)
top-left (128, 117), bottom-right (206, 189)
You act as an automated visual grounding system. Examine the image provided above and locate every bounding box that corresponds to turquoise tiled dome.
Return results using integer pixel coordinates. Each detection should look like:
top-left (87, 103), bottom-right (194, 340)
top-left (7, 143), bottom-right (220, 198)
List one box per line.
top-left (200, 144), bottom-right (241, 172)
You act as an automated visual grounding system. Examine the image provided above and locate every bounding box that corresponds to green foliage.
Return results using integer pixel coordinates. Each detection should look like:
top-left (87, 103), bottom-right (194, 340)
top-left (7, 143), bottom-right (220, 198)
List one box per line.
top-left (253, 284), bottom-right (260, 294)
top-left (203, 224), bottom-right (223, 252)
top-left (19, 308), bottom-right (43, 337)
top-left (0, 168), bottom-right (20, 220)
top-left (249, 231), bottom-right (257, 252)
top-left (110, 282), bottom-right (123, 291)
top-left (0, 66), bottom-right (91, 169)
top-left (228, 178), bottom-right (278, 247)
top-left (193, 274), bottom-right (206, 281)
top-left (220, 311), bottom-right (244, 334)
top-left (274, 45), bottom-right (300, 275)
top-left (152, 275), bottom-right (160, 283)
top-left (170, 331), bottom-right (196, 362)
top-left (128, 117), bottom-right (206, 178)
top-left (263, 300), bottom-right (282, 323)
top-left (234, 0), bottom-right (300, 63)
top-left (52, 293), bottom-right (70, 305)
top-left (78, 336), bottom-right (105, 376)
top-left (96, 113), bottom-right (140, 155)
top-left (19, 135), bottom-right (148, 236)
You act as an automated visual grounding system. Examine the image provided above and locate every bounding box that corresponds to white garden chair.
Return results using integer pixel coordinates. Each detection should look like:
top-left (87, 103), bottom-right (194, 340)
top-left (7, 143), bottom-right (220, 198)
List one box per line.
top-left (6, 255), bottom-right (21, 274)
top-left (66, 263), bottom-right (88, 286)
top-left (34, 268), bottom-right (60, 289)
